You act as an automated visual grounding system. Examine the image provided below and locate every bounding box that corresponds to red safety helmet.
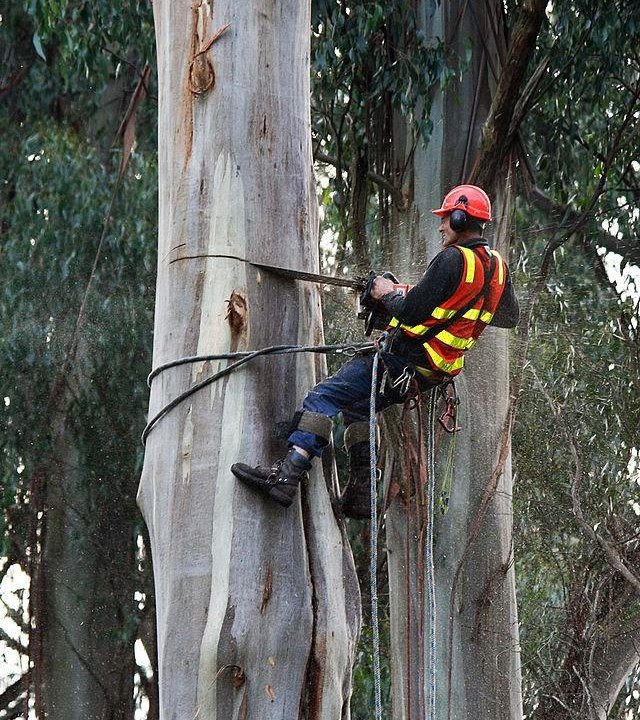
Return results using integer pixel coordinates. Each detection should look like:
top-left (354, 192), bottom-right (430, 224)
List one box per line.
top-left (431, 185), bottom-right (492, 222)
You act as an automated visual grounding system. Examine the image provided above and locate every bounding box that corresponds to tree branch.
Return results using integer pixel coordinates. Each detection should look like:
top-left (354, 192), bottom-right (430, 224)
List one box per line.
top-left (469, 0), bottom-right (548, 192)
top-left (530, 186), bottom-right (640, 267)
top-left (530, 369), bottom-right (640, 595)
top-left (314, 151), bottom-right (403, 206)
top-left (589, 617), bottom-right (640, 720)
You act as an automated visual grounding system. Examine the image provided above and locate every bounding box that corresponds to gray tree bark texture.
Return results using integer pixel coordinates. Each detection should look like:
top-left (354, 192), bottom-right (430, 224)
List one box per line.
top-left (383, 2), bottom-right (522, 719)
top-left (137, 3), bottom-right (360, 719)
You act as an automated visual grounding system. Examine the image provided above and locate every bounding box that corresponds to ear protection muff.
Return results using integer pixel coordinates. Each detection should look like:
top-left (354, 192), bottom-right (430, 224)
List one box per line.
top-left (449, 209), bottom-right (468, 232)
top-left (449, 194), bottom-right (469, 232)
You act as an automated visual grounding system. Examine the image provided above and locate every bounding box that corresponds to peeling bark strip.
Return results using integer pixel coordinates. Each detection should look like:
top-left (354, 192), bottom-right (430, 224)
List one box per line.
top-left (181, 2), bottom-right (229, 161)
top-left (259, 567), bottom-right (272, 614)
top-left (225, 290), bottom-right (247, 333)
top-left (189, 6), bottom-right (230, 97)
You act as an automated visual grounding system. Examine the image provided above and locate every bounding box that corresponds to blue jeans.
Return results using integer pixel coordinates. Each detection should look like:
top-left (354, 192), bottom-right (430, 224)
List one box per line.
top-left (288, 352), bottom-right (435, 457)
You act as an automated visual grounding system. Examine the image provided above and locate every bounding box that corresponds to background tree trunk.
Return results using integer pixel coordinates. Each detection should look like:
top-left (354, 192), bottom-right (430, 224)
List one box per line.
top-left (41, 417), bottom-right (136, 720)
top-left (34, 70), bottom-right (149, 720)
top-left (384, 2), bottom-right (522, 718)
top-left (137, 2), bottom-right (360, 718)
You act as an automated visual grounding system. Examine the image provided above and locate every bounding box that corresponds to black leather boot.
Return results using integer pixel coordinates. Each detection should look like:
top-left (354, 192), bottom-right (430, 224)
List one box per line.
top-left (231, 448), bottom-right (311, 508)
top-left (340, 426), bottom-right (375, 520)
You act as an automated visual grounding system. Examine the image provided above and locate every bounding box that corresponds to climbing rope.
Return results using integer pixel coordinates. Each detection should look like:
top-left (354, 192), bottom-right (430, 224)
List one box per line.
top-left (426, 389), bottom-right (438, 720)
top-left (369, 350), bottom-right (383, 720)
top-left (142, 342), bottom-right (373, 444)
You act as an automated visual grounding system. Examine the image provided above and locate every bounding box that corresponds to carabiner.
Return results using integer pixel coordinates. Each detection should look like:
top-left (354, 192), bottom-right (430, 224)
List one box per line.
top-left (438, 381), bottom-right (461, 433)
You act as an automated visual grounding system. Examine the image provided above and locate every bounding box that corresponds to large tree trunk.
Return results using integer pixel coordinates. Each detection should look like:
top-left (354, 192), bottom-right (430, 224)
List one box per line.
top-left (137, 2), bottom-right (359, 718)
top-left (384, 3), bottom-right (522, 718)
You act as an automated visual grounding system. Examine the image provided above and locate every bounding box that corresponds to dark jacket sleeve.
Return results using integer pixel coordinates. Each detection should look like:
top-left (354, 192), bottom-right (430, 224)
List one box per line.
top-left (379, 247), bottom-right (463, 324)
top-left (490, 271), bottom-right (520, 328)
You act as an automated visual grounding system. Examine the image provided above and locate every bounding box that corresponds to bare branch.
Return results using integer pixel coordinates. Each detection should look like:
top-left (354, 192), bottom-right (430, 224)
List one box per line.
top-left (530, 186), bottom-right (640, 268)
top-left (530, 369), bottom-right (640, 595)
top-left (470, 0), bottom-right (548, 191)
top-left (314, 151), bottom-right (402, 205)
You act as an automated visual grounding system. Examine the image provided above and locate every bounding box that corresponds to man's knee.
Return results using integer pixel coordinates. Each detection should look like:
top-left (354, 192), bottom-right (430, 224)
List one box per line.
top-left (290, 410), bottom-right (333, 447)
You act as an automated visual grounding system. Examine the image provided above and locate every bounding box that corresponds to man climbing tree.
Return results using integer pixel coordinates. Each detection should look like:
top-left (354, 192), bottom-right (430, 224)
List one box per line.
top-left (232, 184), bottom-right (519, 517)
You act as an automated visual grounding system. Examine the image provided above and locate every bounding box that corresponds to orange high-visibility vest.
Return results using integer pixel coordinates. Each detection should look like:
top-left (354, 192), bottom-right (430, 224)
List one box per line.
top-left (388, 245), bottom-right (507, 379)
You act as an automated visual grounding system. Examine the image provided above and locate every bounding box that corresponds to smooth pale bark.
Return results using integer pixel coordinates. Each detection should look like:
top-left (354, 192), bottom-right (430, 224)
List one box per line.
top-left (137, 3), bottom-right (359, 719)
top-left (384, 3), bottom-right (522, 719)
top-left (42, 416), bottom-right (135, 720)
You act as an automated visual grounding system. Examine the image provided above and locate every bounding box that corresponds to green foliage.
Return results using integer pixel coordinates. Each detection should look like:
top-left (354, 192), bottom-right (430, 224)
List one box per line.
top-left (512, 229), bottom-right (639, 717)
top-left (22, 0), bottom-right (155, 95)
top-left (311, 0), bottom-right (449, 269)
top-left (0, 0), bottom-right (157, 705)
top-left (526, 0), bottom-right (640, 240)
top-left (312, 1), bottom-right (446, 148)
top-left (0, 123), bottom-right (156, 461)
top-left (510, 2), bottom-right (640, 713)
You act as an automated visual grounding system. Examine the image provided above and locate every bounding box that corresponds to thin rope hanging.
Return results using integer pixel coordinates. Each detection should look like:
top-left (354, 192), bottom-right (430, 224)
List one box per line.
top-left (369, 350), bottom-right (383, 720)
top-left (426, 389), bottom-right (438, 720)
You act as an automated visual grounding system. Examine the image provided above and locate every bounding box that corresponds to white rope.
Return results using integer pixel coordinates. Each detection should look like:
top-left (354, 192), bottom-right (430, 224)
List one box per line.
top-left (369, 350), bottom-right (383, 720)
top-left (425, 389), bottom-right (437, 720)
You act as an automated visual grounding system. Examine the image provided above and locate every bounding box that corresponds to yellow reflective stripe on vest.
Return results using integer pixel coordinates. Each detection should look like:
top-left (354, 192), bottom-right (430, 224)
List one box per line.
top-left (424, 343), bottom-right (465, 373)
top-left (458, 246), bottom-right (476, 283)
top-left (461, 308), bottom-right (495, 323)
top-left (415, 365), bottom-right (441, 379)
top-left (492, 249), bottom-right (505, 285)
top-left (389, 316), bottom-right (429, 335)
top-left (435, 329), bottom-right (476, 350)
top-left (432, 306), bottom-right (457, 320)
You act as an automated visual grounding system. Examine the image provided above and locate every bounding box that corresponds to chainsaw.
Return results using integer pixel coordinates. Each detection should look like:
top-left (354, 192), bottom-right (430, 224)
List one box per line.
top-left (244, 260), bottom-right (394, 337)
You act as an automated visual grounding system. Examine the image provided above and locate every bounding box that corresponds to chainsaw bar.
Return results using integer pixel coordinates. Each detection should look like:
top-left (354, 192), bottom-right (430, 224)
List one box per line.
top-left (169, 252), bottom-right (366, 290)
top-left (250, 260), bottom-right (366, 290)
